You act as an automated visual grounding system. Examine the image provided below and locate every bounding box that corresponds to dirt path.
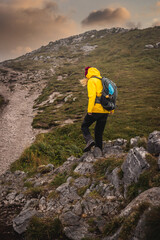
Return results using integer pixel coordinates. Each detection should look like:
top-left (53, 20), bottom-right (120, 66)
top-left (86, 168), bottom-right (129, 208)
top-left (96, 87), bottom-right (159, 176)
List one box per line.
top-left (0, 82), bottom-right (47, 175)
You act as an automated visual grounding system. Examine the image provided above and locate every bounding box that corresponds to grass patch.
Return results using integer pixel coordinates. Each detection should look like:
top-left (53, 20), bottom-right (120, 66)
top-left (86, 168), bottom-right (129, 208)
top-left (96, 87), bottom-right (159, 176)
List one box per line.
top-left (77, 185), bottom-right (90, 197)
top-left (50, 172), bottom-right (68, 188)
top-left (10, 127), bottom-right (83, 174)
top-left (26, 217), bottom-right (69, 240)
top-left (25, 186), bottom-right (43, 198)
top-left (94, 156), bottom-right (124, 180)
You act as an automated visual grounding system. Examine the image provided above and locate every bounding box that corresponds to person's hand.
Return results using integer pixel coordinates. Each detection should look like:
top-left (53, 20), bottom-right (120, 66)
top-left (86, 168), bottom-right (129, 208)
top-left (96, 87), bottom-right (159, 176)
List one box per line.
top-left (88, 113), bottom-right (92, 115)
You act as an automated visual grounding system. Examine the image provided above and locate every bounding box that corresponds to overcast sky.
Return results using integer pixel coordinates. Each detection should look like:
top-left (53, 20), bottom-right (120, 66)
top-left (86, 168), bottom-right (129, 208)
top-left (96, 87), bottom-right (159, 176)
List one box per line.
top-left (0, 0), bottom-right (160, 62)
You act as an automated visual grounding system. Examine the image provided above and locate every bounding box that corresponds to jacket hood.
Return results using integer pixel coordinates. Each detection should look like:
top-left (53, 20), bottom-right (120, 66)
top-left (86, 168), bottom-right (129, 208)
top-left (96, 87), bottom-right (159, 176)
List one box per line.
top-left (86, 67), bottom-right (102, 79)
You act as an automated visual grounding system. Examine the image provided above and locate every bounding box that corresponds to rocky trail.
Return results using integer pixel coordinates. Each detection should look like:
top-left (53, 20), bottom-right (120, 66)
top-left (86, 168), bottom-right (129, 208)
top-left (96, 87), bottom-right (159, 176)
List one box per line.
top-left (0, 81), bottom-right (47, 175)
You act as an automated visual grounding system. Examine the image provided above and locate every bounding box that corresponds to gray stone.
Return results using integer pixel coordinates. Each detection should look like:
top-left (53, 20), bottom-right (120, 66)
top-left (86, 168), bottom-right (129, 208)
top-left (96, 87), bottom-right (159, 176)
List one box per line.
top-left (60, 211), bottom-right (80, 226)
top-left (13, 208), bottom-right (37, 234)
top-left (93, 147), bottom-right (102, 158)
top-left (122, 147), bottom-right (149, 189)
top-left (56, 183), bottom-right (80, 205)
top-left (23, 198), bottom-right (39, 210)
top-left (6, 191), bottom-right (17, 201)
top-left (104, 146), bottom-right (123, 157)
top-left (145, 44), bottom-right (154, 48)
top-left (106, 167), bottom-right (122, 195)
top-left (82, 152), bottom-right (96, 163)
top-left (155, 42), bottom-right (160, 48)
top-left (73, 202), bottom-right (83, 216)
top-left (74, 162), bottom-right (94, 175)
top-left (147, 131), bottom-right (160, 155)
top-left (73, 176), bottom-right (91, 188)
top-left (64, 224), bottom-right (89, 240)
top-left (130, 136), bottom-right (140, 147)
top-left (120, 187), bottom-right (160, 218)
top-left (39, 196), bottom-right (46, 211)
top-left (113, 138), bottom-right (127, 147)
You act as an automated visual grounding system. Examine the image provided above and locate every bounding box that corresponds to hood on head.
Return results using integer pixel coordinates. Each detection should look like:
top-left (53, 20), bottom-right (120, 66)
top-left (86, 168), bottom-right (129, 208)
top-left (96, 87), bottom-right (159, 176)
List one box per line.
top-left (86, 67), bottom-right (101, 79)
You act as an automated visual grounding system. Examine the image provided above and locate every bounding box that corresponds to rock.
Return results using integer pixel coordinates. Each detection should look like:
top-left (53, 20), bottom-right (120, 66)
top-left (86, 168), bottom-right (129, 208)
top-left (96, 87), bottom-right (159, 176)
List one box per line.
top-left (103, 146), bottom-right (123, 157)
top-left (113, 138), bottom-right (127, 147)
top-left (64, 94), bottom-right (73, 102)
top-left (60, 211), bottom-right (80, 226)
top-left (122, 147), bottom-right (149, 190)
top-left (130, 136), bottom-right (141, 147)
top-left (34, 56), bottom-right (39, 61)
top-left (74, 162), bottom-right (94, 175)
top-left (147, 131), bottom-right (160, 155)
top-left (13, 208), bottom-right (37, 234)
top-left (120, 187), bottom-right (160, 217)
top-left (93, 147), bottom-right (102, 158)
top-left (145, 44), bottom-right (154, 49)
top-left (56, 183), bottom-right (80, 205)
top-left (57, 75), bottom-right (63, 81)
top-left (155, 42), bottom-right (160, 48)
top-left (81, 152), bottom-right (96, 163)
top-left (73, 176), bottom-right (91, 189)
top-left (106, 167), bottom-right (122, 195)
top-left (64, 224), bottom-right (89, 240)
top-left (39, 196), bottom-right (46, 211)
top-left (73, 202), bottom-right (83, 216)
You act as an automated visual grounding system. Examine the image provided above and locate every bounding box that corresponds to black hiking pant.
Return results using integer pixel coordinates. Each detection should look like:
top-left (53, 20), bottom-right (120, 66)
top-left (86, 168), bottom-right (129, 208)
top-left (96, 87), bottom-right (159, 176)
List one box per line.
top-left (81, 113), bottom-right (108, 150)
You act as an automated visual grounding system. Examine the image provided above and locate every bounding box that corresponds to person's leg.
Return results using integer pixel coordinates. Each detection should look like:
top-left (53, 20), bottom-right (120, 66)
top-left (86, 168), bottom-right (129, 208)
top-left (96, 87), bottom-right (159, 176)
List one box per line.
top-left (95, 114), bottom-right (108, 150)
top-left (81, 113), bottom-right (96, 151)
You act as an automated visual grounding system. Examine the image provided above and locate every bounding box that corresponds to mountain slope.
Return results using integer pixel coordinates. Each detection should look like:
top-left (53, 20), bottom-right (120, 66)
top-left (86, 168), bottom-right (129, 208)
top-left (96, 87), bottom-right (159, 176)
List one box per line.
top-left (0, 27), bottom-right (160, 174)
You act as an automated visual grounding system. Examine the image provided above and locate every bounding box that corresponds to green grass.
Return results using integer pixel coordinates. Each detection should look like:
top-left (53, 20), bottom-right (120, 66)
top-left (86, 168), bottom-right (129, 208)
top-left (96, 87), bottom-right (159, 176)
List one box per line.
top-left (93, 156), bottom-right (125, 180)
top-left (10, 126), bottom-right (83, 173)
top-left (50, 173), bottom-right (68, 188)
top-left (26, 217), bottom-right (69, 240)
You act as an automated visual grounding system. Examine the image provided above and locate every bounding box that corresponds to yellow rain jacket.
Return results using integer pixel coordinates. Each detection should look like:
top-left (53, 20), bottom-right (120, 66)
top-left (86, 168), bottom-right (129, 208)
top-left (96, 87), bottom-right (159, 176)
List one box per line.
top-left (86, 67), bottom-right (113, 114)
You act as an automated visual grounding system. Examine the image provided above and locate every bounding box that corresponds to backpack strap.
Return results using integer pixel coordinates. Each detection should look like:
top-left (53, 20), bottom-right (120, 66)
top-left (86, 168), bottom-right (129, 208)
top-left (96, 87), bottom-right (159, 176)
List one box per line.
top-left (92, 76), bottom-right (103, 104)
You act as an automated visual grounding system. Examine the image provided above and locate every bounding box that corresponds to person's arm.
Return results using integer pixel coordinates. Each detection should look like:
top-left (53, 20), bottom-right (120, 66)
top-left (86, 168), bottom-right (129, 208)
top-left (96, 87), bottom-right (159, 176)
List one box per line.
top-left (87, 79), bottom-right (96, 114)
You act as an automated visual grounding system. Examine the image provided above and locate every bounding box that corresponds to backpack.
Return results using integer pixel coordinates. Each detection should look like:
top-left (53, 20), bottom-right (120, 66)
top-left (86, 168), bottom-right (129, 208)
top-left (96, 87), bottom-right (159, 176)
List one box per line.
top-left (94, 76), bottom-right (118, 111)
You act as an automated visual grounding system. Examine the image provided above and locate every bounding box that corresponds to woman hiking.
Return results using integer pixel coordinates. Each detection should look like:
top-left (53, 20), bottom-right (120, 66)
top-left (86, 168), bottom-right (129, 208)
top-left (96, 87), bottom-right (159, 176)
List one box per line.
top-left (81, 67), bottom-right (114, 152)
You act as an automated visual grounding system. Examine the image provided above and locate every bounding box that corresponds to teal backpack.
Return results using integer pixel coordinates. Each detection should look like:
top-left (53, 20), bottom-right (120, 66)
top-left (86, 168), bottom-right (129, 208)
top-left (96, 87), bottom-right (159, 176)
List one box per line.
top-left (94, 77), bottom-right (118, 111)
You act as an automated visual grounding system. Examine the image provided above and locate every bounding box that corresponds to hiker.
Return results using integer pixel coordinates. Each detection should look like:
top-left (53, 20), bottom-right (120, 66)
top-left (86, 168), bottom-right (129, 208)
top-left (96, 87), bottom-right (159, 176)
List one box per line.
top-left (81, 67), bottom-right (114, 152)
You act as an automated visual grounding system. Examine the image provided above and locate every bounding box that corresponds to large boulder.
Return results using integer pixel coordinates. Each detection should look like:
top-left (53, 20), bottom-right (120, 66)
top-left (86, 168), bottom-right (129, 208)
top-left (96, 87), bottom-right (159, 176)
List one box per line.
top-left (122, 147), bottom-right (149, 191)
top-left (13, 208), bottom-right (37, 234)
top-left (147, 131), bottom-right (160, 155)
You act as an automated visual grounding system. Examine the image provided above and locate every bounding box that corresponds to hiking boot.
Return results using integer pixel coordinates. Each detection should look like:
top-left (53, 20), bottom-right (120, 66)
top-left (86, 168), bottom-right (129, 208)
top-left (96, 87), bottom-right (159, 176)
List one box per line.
top-left (83, 139), bottom-right (95, 152)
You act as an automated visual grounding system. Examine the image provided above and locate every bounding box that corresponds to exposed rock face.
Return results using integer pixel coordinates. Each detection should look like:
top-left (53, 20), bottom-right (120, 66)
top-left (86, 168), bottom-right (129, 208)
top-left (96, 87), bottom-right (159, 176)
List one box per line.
top-left (0, 132), bottom-right (160, 239)
top-left (121, 147), bottom-right (149, 193)
top-left (13, 208), bottom-right (37, 234)
top-left (147, 130), bottom-right (160, 155)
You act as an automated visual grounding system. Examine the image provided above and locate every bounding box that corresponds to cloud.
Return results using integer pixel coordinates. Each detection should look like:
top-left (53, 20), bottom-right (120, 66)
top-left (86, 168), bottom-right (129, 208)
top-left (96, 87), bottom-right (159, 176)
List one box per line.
top-left (0, 0), bottom-right (77, 62)
top-left (81, 7), bottom-right (130, 27)
top-left (152, 18), bottom-right (160, 26)
top-left (157, 1), bottom-right (160, 7)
